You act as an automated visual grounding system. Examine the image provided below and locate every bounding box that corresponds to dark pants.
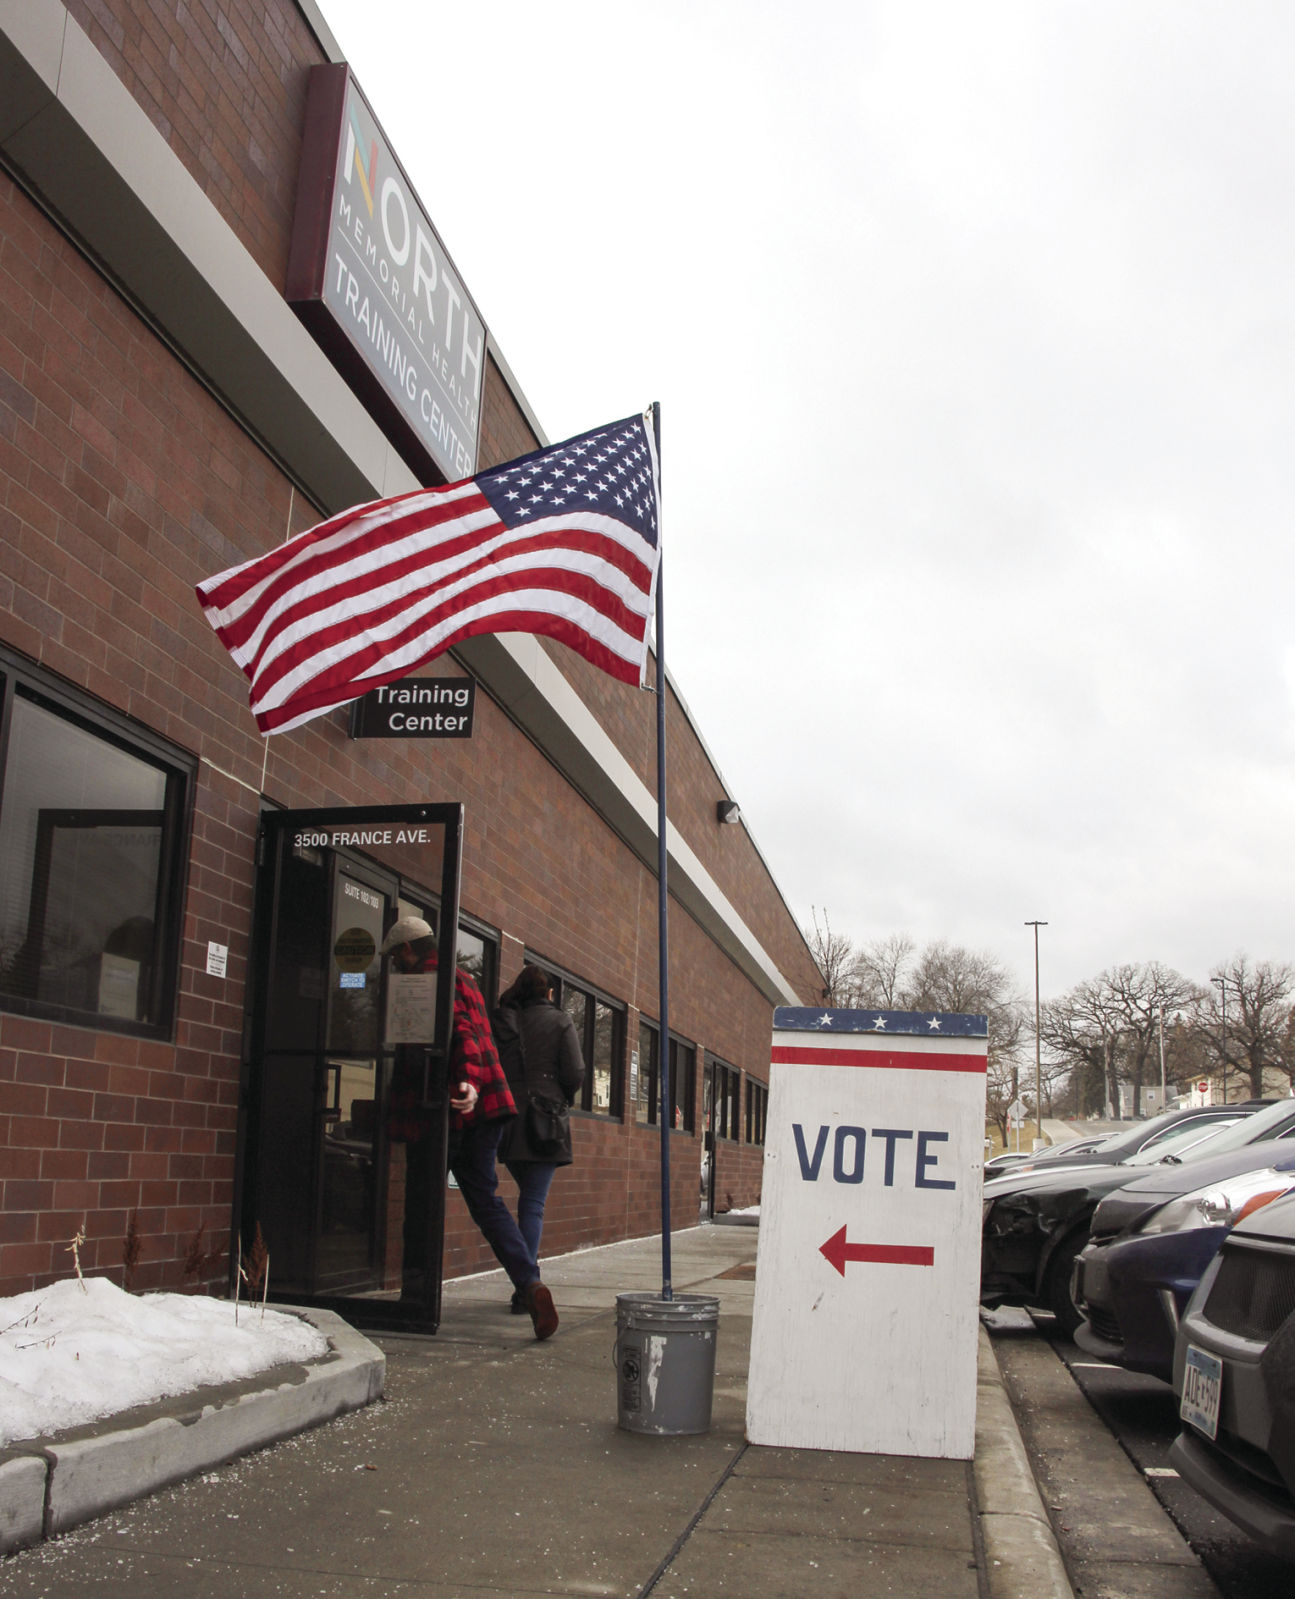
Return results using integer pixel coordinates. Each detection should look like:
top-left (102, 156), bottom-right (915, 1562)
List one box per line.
top-left (448, 1119), bottom-right (538, 1292)
top-left (505, 1160), bottom-right (557, 1264)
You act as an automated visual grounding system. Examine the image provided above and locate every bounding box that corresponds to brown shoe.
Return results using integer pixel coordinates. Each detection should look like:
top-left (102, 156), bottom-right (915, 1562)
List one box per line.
top-left (526, 1281), bottom-right (558, 1340)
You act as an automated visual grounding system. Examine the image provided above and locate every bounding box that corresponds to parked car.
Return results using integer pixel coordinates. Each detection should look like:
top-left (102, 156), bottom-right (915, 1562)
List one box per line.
top-left (980, 1105), bottom-right (1283, 1335)
top-left (1170, 1187), bottom-right (1295, 1561)
top-left (1073, 1134), bottom-right (1295, 1382)
top-left (984, 1149), bottom-right (1034, 1176)
top-left (984, 1136), bottom-right (1092, 1177)
top-left (999, 1103), bottom-right (1263, 1179)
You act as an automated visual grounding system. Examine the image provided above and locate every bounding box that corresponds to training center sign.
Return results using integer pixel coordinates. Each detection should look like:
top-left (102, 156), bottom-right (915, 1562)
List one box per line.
top-left (747, 1007), bottom-right (988, 1459)
top-left (286, 65), bottom-right (487, 484)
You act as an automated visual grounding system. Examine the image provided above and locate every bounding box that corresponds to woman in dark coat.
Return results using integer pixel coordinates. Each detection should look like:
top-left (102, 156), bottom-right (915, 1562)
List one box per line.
top-left (494, 965), bottom-right (585, 1308)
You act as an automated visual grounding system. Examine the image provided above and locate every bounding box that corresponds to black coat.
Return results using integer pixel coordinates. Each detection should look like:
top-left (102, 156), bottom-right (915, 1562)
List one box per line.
top-left (495, 998), bottom-right (585, 1166)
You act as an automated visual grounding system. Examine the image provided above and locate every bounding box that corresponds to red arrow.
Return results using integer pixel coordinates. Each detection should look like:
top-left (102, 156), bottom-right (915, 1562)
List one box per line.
top-left (820, 1224), bottom-right (934, 1275)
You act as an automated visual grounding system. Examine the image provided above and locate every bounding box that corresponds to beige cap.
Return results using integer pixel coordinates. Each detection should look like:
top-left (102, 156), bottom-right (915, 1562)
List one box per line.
top-left (379, 916), bottom-right (433, 956)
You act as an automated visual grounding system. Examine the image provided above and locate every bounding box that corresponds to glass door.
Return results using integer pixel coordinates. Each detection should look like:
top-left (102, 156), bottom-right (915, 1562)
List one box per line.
top-left (239, 803), bottom-right (462, 1332)
top-left (317, 858), bottom-right (394, 1293)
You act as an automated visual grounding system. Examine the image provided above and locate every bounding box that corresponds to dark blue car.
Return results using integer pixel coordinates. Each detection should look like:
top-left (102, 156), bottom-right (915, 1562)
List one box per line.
top-left (1073, 1122), bottom-right (1295, 1383)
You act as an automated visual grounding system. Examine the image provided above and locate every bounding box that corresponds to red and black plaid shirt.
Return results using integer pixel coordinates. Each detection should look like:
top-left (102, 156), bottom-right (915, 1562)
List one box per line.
top-left (387, 955), bottom-right (515, 1141)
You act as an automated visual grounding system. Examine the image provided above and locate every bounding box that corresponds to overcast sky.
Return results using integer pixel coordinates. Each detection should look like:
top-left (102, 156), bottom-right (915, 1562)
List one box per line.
top-left (318, 0), bottom-right (1295, 1005)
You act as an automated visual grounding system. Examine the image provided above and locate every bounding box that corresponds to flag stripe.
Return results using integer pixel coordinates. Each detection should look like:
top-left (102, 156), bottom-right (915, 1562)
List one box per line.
top-left (200, 489), bottom-right (495, 660)
top-left (260, 607), bottom-right (643, 734)
top-left (194, 410), bottom-right (662, 735)
top-left (255, 575), bottom-right (651, 721)
top-left (243, 516), bottom-right (654, 694)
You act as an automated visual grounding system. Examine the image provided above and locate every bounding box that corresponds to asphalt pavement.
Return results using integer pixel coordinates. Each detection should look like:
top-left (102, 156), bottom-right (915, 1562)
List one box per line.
top-left (0, 1221), bottom-right (1076, 1599)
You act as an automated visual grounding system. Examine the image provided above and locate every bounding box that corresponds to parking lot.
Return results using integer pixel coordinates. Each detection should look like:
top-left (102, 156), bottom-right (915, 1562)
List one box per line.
top-left (986, 1305), bottom-right (1293, 1599)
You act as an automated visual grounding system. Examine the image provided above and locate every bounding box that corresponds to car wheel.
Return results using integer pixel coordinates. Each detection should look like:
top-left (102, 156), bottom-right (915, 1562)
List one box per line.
top-left (1044, 1232), bottom-right (1086, 1338)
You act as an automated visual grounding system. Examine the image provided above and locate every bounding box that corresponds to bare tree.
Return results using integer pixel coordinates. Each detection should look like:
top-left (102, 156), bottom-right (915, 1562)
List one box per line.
top-left (804, 908), bottom-right (860, 1007)
top-left (1043, 978), bottom-right (1129, 1119)
top-left (1195, 956), bottom-right (1295, 1100)
top-left (899, 939), bottom-right (1027, 1141)
top-left (853, 933), bottom-right (916, 1008)
top-left (800, 921), bottom-right (1027, 1137)
top-left (1103, 962), bottom-right (1200, 1115)
top-left (1045, 962), bottom-right (1205, 1115)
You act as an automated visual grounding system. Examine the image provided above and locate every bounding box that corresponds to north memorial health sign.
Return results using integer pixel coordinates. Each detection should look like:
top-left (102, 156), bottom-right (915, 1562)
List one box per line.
top-left (746, 1007), bottom-right (988, 1458)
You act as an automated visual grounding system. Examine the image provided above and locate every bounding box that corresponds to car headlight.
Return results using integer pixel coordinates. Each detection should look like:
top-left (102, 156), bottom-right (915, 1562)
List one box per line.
top-left (1134, 1169), bottom-right (1295, 1236)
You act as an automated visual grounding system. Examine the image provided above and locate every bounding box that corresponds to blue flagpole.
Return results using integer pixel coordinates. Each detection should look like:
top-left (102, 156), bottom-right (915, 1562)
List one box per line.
top-left (652, 404), bottom-right (672, 1301)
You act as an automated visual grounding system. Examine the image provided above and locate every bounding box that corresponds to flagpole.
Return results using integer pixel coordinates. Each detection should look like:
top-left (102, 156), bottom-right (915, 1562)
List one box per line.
top-left (651, 404), bottom-right (672, 1301)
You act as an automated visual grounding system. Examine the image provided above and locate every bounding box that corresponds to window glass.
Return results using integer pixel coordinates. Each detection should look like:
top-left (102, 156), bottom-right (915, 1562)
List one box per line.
top-left (563, 985), bottom-right (587, 1044)
top-left (539, 966), bottom-right (622, 1116)
top-left (670, 1037), bottom-right (697, 1132)
top-left (637, 1022), bottom-right (696, 1131)
top-left (636, 1020), bottom-right (658, 1124)
top-left (711, 1060), bottom-right (741, 1141)
top-left (455, 923), bottom-right (496, 1003)
top-left (395, 893), bottom-right (497, 1003)
top-left (745, 1080), bottom-right (768, 1145)
top-left (591, 999), bottom-right (616, 1111)
top-left (0, 692), bottom-right (183, 1031)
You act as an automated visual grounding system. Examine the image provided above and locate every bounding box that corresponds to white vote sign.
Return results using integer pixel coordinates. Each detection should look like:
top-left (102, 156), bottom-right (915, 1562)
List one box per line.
top-left (747, 1007), bottom-right (988, 1458)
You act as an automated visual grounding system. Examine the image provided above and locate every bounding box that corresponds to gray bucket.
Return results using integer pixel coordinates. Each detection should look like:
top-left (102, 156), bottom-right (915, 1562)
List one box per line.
top-left (615, 1292), bottom-right (719, 1435)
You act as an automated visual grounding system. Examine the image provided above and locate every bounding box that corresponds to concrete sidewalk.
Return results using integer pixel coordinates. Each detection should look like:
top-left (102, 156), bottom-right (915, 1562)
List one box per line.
top-left (0, 1225), bottom-right (1071, 1598)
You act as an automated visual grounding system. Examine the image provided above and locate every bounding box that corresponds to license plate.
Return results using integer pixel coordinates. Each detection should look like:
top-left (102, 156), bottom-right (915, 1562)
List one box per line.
top-left (1180, 1343), bottom-right (1222, 1439)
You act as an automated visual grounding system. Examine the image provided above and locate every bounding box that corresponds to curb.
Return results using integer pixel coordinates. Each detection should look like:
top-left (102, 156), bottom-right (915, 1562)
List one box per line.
top-left (974, 1324), bottom-right (1074, 1599)
top-left (0, 1306), bottom-right (383, 1555)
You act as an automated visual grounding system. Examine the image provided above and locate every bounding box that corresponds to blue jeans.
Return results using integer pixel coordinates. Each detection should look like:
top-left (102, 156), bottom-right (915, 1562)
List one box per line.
top-left (449, 1121), bottom-right (538, 1292)
top-left (505, 1161), bottom-right (557, 1264)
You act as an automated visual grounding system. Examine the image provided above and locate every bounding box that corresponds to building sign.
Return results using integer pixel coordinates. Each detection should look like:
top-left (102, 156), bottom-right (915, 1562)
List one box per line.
top-left (746, 1007), bottom-right (988, 1459)
top-left (349, 677), bottom-right (476, 739)
top-left (286, 65), bottom-right (486, 483)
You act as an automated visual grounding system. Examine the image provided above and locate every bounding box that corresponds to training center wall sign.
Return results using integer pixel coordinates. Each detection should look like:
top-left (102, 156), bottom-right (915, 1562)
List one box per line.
top-left (349, 678), bottom-right (476, 739)
top-left (286, 64), bottom-right (487, 485)
top-left (747, 1007), bottom-right (988, 1459)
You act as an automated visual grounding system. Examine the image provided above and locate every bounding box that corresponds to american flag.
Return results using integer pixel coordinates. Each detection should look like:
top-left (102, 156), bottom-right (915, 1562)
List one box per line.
top-left (195, 410), bottom-right (661, 735)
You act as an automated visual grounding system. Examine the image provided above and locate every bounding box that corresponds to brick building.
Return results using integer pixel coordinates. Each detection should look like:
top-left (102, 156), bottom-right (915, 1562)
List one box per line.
top-left (0, 0), bottom-right (821, 1324)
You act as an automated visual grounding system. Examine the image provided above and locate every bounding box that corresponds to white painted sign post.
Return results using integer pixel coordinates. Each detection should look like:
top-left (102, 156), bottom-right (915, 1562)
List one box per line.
top-left (747, 1006), bottom-right (989, 1459)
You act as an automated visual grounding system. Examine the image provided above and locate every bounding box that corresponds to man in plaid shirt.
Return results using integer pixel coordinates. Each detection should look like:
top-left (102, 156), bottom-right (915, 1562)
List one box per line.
top-left (382, 917), bottom-right (558, 1340)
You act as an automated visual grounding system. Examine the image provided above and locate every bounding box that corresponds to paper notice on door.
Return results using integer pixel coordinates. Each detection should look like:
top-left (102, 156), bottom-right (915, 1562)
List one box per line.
top-left (385, 971), bottom-right (438, 1044)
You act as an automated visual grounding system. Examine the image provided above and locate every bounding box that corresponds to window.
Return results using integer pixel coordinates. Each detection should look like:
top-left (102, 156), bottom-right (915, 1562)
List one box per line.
top-left (0, 659), bottom-right (192, 1037)
top-left (396, 893), bottom-right (498, 1004)
top-left (636, 1020), bottom-right (696, 1132)
top-left (530, 960), bottom-right (624, 1116)
top-left (710, 1058), bottom-right (742, 1142)
top-left (455, 921), bottom-right (497, 1003)
top-left (745, 1078), bottom-right (768, 1146)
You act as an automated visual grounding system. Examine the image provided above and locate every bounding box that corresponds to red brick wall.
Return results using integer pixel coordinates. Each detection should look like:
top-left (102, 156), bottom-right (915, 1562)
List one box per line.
top-left (63, 0), bottom-right (325, 291)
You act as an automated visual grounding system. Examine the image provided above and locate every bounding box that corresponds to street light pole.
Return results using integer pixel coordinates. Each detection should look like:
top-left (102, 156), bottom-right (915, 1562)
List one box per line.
top-left (1158, 1004), bottom-right (1167, 1108)
top-left (1210, 976), bottom-right (1229, 1104)
top-left (1025, 921), bottom-right (1047, 1143)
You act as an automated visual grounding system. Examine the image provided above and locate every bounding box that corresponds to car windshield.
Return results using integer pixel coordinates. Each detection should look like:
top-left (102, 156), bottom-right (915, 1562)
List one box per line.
top-left (1121, 1118), bottom-right (1243, 1166)
top-left (1165, 1098), bottom-right (1295, 1158)
top-left (1083, 1106), bottom-right (1235, 1162)
top-left (1033, 1134), bottom-right (1114, 1162)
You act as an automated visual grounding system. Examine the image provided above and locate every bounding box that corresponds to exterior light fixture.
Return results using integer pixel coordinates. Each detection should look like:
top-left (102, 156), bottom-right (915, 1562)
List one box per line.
top-left (716, 800), bottom-right (741, 825)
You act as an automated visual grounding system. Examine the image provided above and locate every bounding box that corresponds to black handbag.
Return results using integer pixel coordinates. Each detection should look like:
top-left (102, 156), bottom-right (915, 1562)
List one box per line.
top-left (525, 1092), bottom-right (568, 1155)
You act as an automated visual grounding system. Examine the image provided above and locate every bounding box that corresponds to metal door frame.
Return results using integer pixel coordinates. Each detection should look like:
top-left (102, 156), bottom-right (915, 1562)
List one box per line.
top-left (235, 801), bottom-right (463, 1333)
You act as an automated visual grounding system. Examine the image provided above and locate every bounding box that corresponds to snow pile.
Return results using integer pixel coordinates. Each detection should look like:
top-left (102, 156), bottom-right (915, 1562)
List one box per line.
top-left (0, 1276), bottom-right (328, 1447)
